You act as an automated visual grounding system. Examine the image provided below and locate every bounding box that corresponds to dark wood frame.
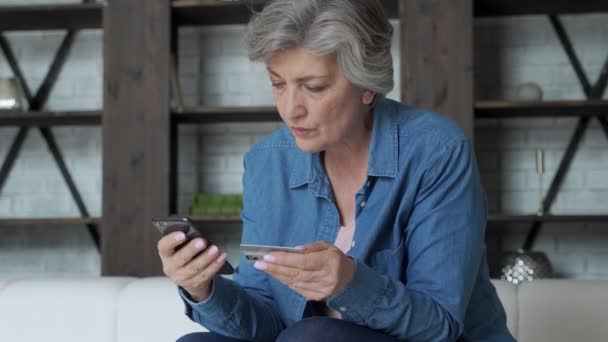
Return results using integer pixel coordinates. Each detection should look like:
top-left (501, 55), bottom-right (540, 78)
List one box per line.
top-left (101, 1), bottom-right (171, 276)
top-left (398, 0), bottom-right (474, 138)
top-left (0, 3), bottom-right (102, 31)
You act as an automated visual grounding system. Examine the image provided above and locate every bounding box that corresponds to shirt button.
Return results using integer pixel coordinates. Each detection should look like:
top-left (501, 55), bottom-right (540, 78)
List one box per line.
top-left (360, 201), bottom-right (366, 208)
top-left (366, 181), bottom-right (371, 187)
top-left (339, 306), bottom-right (347, 312)
top-left (351, 240), bottom-right (356, 248)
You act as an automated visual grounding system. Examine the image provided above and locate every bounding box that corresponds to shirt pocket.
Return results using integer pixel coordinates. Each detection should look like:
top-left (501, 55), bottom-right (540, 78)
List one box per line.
top-left (368, 242), bottom-right (407, 280)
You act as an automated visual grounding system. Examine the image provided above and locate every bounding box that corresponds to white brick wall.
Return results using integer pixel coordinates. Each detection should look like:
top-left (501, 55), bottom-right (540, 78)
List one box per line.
top-left (0, 2), bottom-right (606, 279)
top-left (476, 14), bottom-right (608, 280)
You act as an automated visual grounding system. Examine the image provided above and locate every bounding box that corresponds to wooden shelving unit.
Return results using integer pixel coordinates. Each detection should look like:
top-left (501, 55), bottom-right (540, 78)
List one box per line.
top-left (171, 0), bottom-right (608, 26)
top-left (191, 216), bottom-right (242, 224)
top-left (488, 214), bottom-right (608, 224)
top-left (475, 100), bottom-right (608, 118)
top-left (0, 110), bottom-right (102, 126)
top-left (474, 0), bottom-right (608, 16)
top-left (3, 0), bottom-right (604, 276)
top-left (0, 3), bottom-right (103, 31)
top-left (0, 2), bottom-right (104, 256)
top-left (189, 214), bottom-right (608, 226)
top-left (2, 0), bottom-right (603, 31)
top-left (0, 217), bottom-right (100, 226)
top-left (172, 0), bottom-right (266, 26)
top-left (476, 5), bottom-right (608, 256)
top-left (173, 106), bottom-right (279, 123)
top-left (171, 0), bottom-right (399, 26)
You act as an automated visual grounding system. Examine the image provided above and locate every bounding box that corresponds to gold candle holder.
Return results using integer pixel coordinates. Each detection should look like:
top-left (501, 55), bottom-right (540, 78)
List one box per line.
top-left (536, 149), bottom-right (545, 216)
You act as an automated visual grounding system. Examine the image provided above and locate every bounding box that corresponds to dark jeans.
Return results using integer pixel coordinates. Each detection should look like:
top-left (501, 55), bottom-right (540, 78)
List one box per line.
top-left (177, 317), bottom-right (401, 342)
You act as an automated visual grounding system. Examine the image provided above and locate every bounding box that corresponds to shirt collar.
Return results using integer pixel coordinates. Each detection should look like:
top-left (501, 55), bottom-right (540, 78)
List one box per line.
top-left (289, 152), bottom-right (314, 188)
top-left (288, 97), bottom-right (399, 189)
top-left (367, 97), bottom-right (399, 178)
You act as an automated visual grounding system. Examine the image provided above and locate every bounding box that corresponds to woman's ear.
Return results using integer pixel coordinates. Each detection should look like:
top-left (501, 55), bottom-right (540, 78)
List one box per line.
top-left (361, 90), bottom-right (376, 105)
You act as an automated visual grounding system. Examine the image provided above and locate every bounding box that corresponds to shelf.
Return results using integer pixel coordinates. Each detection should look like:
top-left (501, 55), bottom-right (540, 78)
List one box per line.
top-left (0, 3), bottom-right (103, 31)
top-left (488, 214), bottom-right (608, 224)
top-left (172, 0), bottom-right (399, 26)
top-left (475, 100), bottom-right (608, 118)
top-left (191, 215), bottom-right (608, 225)
top-left (172, 0), bottom-right (266, 26)
top-left (475, 0), bottom-right (608, 17)
top-left (192, 215), bottom-right (608, 224)
top-left (173, 106), bottom-right (280, 123)
top-left (0, 0), bottom-right (608, 31)
top-left (0, 110), bottom-right (102, 126)
top-left (171, 0), bottom-right (608, 26)
top-left (0, 217), bottom-right (100, 226)
top-left (174, 102), bottom-right (605, 122)
top-left (190, 216), bottom-right (242, 224)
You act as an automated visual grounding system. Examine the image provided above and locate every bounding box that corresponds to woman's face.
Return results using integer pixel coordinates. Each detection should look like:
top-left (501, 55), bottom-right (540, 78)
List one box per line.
top-left (267, 47), bottom-right (373, 153)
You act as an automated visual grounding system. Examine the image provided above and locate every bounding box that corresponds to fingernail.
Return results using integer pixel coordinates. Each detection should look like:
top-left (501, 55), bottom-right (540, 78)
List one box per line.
top-left (254, 261), bottom-right (268, 270)
top-left (216, 253), bottom-right (227, 263)
top-left (194, 239), bottom-right (205, 249)
top-left (175, 232), bottom-right (186, 242)
top-left (207, 245), bottom-right (219, 256)
top-left (263, 254), bottom-right (276, 262)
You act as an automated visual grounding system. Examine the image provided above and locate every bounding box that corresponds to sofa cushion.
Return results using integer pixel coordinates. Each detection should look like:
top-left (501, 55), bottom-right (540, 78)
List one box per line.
top-left (518, 280), bottom-right (608, 342)
top-left (491, 280), bottom-right (518, 338)
top-left (116, 277), bottom-right (207, 342)
top-left (0, 277), bottom-right (133, 342)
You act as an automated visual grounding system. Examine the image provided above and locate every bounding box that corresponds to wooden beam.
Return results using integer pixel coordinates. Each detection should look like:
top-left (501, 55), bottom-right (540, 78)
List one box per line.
top-left (475, 100), bottom-right (608, 118)
top-left (399, 0), bottom-right (474, 139)
top-left (173, 106), bottom-right (280, 123)
top-left (0, 110), bottom-right (101, 126)
top-left (172, 0), bottom-right (265, 26)
top-left (475, 0), bottom-right (608, 17)
top-left (172, 0), bottom-right (399, 26)
top-left (488, 214), bottom-right (608, 224)
top-left (103, 1), bottom-right (171, 276)
top-left (0, 4), bottom-right (102, 31)
top-left (0, 217), bottom-right (100, 226)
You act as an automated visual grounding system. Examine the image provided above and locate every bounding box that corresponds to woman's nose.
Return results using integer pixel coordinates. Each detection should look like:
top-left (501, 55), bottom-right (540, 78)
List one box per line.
top-left (285, 89), bottom-right (306, 120)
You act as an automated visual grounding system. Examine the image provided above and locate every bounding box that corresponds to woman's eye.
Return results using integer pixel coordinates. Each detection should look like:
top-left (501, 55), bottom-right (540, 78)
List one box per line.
top-left (305, 85), bottom-right (326, 93)
top-left (271, 82), bottom-right (285, 89)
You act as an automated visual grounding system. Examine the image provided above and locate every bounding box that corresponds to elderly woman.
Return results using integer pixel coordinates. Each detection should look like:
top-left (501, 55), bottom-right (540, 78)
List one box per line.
top-left (158, 0), bottom-right (515, 341)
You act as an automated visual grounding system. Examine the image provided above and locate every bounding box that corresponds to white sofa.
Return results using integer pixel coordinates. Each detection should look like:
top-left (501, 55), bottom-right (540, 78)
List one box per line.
top-left (0, 277), bottom-right (607, 342)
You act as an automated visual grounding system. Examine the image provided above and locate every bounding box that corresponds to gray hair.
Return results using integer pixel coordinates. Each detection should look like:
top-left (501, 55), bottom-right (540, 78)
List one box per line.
top-left (245, 0), bottom-right (394, 95)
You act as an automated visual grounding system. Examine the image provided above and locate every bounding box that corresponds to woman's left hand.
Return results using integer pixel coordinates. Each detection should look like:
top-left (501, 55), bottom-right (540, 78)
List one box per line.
top-left (253, 241), bottom-right (355, 301)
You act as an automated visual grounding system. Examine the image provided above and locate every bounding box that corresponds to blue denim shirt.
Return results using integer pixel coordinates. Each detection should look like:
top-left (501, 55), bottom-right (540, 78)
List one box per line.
top-left (180, 98), bottom-right (515, 342)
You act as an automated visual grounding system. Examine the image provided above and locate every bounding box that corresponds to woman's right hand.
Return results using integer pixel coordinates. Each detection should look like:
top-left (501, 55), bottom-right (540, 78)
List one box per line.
top-left (158, 231), bottom-right (228, 302)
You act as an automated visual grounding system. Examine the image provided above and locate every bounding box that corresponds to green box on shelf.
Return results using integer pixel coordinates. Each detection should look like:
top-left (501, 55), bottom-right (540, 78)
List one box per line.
top-left (189, 193), bottom-right (243, 217)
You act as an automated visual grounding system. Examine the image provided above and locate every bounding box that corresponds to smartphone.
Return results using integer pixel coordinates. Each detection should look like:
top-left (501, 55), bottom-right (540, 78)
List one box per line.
top-left (240, 244), bottom-right (306, 263)
top-left (152, 216), bottom-right (234, 275)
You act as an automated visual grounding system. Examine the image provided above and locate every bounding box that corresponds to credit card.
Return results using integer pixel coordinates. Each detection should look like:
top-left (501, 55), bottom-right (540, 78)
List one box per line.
top-left (240, 244), bottom-right (305, 263)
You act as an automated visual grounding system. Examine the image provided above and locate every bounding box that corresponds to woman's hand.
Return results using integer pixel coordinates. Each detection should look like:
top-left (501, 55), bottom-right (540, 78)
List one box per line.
top-left (158, 231), bottom-right (228, 302)
top-left (253, 241), bottom-right (355, 301)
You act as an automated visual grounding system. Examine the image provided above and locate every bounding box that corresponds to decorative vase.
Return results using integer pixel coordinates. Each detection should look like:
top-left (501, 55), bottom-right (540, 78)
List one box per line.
top-left (515, 82), bottom-right (543, 102)
top-left (0, 77), bottom-right (24, 110)
top-left (499, 249), bottom-right (553, 285)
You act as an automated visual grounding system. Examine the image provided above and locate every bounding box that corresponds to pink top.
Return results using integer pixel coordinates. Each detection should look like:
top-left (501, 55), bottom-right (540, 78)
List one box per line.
top-left (326, 220), bottom-right (356, 319)
top-left (334, 220), bottom-right (356, 253)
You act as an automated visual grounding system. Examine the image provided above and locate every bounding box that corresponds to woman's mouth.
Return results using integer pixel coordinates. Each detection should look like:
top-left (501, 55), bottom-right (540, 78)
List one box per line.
top-left (291, 127), bottom-right (315, 137)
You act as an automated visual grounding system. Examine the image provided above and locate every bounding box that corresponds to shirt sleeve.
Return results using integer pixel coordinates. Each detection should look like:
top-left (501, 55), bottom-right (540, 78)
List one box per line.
top-left (179, 153), bottom-right (286, 342)
top-left (327, 139), bottom-right (486, 341)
